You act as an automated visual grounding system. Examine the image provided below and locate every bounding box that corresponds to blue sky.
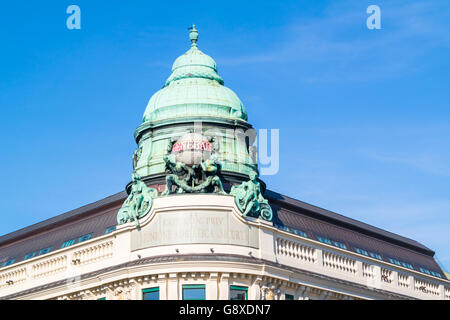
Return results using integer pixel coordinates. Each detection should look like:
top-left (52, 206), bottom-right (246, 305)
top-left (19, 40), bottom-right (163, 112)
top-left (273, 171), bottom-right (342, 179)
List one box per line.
top-left (0, 1), bottom-right (449, 270)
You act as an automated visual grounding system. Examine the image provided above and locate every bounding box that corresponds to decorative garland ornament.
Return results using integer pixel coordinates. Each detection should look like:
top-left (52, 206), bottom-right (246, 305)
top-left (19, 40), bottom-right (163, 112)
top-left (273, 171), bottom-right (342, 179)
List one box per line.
top-left (117, 173), bottom-right (158, 227)
top-left (230, 171), bottom-right (273, 222)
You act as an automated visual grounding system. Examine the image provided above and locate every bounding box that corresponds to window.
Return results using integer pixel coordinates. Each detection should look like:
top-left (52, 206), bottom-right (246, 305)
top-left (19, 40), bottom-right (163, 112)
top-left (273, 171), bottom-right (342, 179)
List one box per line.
top-left (60, 233), bottom-right (93, 248)
top-left (229, 286), bottom-right (248, 300)
top-left (419, 267), bottom-right (431, 275)
top-left (182, 284), bottom-right (205, 300)
top-left (78, 233), bottom-right (92, 243)
top-left (61, 239), bottom-right (77, 248)
top-left (419, 267), bottom-right (439, 277)
top-left (285, 294), bottom-right (294, 300)
top-left (279, 225), bottom-right (290, 232)
top-left (292, 229), bottom-right (307, 238)
top-left (142, 287), bottom-right (159, 300)
top-left (401, 262), bottom-right (414, 270)
top-left (3, 259), bottom-right (15, 267)
top-left (105, 226), bottom-right (116, 234)
top-left (317, 236), bottom-right (347, 250)
top-left (369, 252), bottom-right (382, 260)
top-left (389, 258), bottom-right (401, 266)
top-left (332, 241), bottom-right (347, 250)
top-left (355, 248), bottom-right (369, 256)
top-left (317, 236), bottom-right (332, 245)
top-left (317, 237), bottom-right (347, 250)
top-left (275, 224), bottom-right (307, 238)
top-left (354, 248), bottom-right (382, 260)
top-left (38, 247), bottom-right (52, 256)
top-left (419, 269), bottom-right (443, 278)
top-left (431, 271), bottom-right (442, 278)
top-left (24, 252), bottom-right (37, 260)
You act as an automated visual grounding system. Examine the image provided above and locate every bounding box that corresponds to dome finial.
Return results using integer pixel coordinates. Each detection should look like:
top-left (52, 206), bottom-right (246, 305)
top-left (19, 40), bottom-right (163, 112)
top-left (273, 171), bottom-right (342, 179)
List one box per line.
top-left (188, 24), bottom-right (198, 47)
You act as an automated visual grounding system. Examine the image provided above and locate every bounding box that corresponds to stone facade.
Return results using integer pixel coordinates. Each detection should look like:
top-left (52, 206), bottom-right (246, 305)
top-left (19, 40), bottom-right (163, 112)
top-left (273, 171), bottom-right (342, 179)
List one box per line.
top-left (0, 194), bottom-right (448, 300)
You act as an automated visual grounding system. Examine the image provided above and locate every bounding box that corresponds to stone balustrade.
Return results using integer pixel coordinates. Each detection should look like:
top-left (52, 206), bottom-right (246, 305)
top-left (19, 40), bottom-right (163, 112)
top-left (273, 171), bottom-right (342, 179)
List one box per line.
top-left (0, 267), bottom-right (27, 289)
top-left (381, 268), bottom-right (393, 284)
top-left (32, 255), bottom-right (67, 279)
top-left (273, 232), bottom-right (449, 300)
top-left (398, 273), bottom-right (410, 288)
top-left (362, 263), bottom-right (375, 279)
top-left (0, 224), bottom-right (449, 300)
top-left (71, 241), bottom-right (113, 266)
top-left (0, 239), bottom-right (116, 296)
top-left (414, 278), bottom-right (440, 297)
top-left (322, 251), bottom-right (357, 274)
top-left (276, 238), bottom-right (316, 263)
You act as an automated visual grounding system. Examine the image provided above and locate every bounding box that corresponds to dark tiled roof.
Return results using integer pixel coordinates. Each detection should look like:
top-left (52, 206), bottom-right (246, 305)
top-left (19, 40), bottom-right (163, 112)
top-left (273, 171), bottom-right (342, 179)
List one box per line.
top-left (266, 190), bottom-right (443, 274)
top-left (266, 190), bottom-right (433, 255)
top-left (0, 189), bottom-right (444, 277)
top-left (0, 192), bottom-right (126, 265)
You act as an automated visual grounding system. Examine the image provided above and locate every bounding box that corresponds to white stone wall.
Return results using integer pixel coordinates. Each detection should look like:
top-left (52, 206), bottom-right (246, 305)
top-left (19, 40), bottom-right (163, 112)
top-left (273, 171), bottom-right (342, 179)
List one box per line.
top-left (0, 194), bottom-right (448, 300)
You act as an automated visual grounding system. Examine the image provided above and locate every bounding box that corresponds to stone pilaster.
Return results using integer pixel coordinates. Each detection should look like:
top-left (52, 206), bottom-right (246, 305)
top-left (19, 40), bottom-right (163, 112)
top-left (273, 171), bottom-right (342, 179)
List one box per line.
top-left (218, 273), bottom-right (230, 300)
top-left (167, 273), bottom-right (179, 300)
top-left (206, 273), bottom-right (219, 300)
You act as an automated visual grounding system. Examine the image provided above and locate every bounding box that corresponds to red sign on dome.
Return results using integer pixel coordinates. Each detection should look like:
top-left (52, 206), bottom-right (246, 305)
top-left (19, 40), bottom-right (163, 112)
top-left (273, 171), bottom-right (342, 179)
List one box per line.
top-left (172, 140), bottom-right (211, 153)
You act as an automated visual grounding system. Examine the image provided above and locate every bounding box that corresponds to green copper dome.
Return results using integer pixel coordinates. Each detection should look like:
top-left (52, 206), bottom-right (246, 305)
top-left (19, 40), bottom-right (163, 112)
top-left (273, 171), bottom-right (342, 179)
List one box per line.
top-left (166, 42), bottom-right (223, 86)
top-left (142, 25), bottom-right (248, 124)
top-left (133, 26), bottom-right (256, 180)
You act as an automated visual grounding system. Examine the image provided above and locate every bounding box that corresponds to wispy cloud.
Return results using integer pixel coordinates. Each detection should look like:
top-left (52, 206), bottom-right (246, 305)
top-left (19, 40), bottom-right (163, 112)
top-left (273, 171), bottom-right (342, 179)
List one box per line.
top-left (218, 1), bottom-right (450, 82)
top-left (361, 150), bottom-right (450, 178)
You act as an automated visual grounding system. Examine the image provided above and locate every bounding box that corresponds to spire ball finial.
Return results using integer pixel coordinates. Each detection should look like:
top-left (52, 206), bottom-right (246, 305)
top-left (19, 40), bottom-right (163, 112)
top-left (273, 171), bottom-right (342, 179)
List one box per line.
top-left (188, 24), bottom-right (198, 46)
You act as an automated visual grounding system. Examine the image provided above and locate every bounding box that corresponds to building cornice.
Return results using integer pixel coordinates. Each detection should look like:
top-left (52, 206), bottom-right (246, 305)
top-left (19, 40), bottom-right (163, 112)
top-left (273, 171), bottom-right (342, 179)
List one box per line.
top-left (0, 253), bottom-right (414, 300)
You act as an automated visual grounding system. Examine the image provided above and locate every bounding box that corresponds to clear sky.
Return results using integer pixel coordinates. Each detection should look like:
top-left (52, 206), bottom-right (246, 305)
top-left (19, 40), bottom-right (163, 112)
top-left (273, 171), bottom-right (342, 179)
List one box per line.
top-left (0, 1), bottom-right (449, 270)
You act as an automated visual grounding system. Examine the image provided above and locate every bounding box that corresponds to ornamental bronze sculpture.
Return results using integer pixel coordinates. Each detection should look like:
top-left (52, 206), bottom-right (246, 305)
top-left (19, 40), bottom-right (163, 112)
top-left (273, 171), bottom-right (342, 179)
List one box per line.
top-left (162, 134), bottom-right (226, 195)
top-left (161, 153), bottom-right (197, 195)
top-left (230, 170), bottom-right (273, 222)
top-left (162, 153), bottom-right (226, 195)
top-left (132, 146), bottom-right (143, 170)
top-left (117, 173), bottom-right (158, 226)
